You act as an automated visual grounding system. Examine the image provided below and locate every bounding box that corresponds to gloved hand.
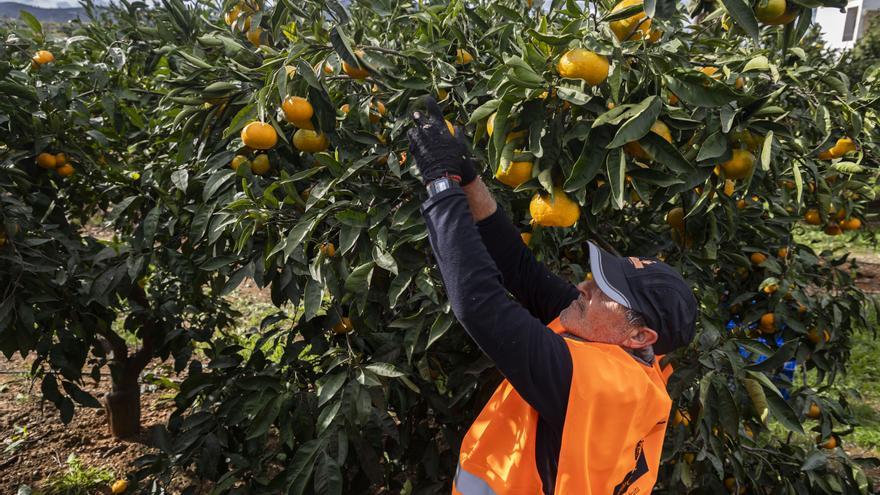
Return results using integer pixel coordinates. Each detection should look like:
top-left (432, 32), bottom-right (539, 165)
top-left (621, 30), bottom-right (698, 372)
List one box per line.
top-left (407, 96), bottom-right (477, 186)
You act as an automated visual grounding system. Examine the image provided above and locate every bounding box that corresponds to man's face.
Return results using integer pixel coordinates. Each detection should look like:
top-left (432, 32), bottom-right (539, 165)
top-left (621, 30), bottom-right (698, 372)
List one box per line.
top-left (559, 280), bottom-right (632, 344)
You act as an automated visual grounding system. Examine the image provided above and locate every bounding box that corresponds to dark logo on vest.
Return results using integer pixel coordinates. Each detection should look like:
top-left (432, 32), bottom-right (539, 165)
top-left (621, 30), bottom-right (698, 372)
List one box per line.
top-left (613, 440), bottom-right (648, 495)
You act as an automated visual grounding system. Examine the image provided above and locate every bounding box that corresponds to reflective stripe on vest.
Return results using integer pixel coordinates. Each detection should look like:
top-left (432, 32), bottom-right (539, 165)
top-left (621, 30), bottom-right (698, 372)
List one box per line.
top-left (453, 463), bottom-right (497, 495)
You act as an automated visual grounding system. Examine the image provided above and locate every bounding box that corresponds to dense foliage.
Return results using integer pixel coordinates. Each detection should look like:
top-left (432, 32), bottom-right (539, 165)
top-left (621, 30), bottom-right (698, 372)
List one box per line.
top-left (1, 0), bottom-right (879, 493)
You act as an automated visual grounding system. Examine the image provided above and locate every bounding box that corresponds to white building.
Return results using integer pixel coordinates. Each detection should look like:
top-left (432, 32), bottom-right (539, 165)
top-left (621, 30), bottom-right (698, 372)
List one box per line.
top-left (815, 0), bottom-right (880, 49)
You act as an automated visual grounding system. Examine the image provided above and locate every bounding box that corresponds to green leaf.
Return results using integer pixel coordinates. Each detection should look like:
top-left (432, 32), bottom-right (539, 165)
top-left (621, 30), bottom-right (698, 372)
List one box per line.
top-left (317, 400), bottom-right (341, 434)
top-left (316, 372), bottom-right (346, 407)
top-left (314, 452), bottom-right (343, 495)
top-left (467, 99), bottom-right (500, 124)
top-left (664, 74), bottom-right (739, 108)
top-left (606, 149), bottom-right (626, 209)
top-left (760, 130), bottom-right (774, 171)
top-left (303, 279), bottom-right (323, 321)
top-left (764, 387), bottom-right (804, 434)
top-left (607, 96), bottom-right (661, 148)
top-left (287, 438), bottom-right (325, 495)
top-left (697, 132), bottom-right (729, 162)
top-left (743, 55), bottom-right (770, 72)
top-left (639, 133), bottom-right (695, 175)
top-left (246, 394), bottom-right (282, 440)
top-left (720, 0), bottom-right (760, 41)
top-left (426, 312), bottom-right (455, 349)
top-left (335, 210), bottom-right (368, 227)
top-left (365, 362), bottom-right (406, 377)
top-left (19, 10), bottom-right (42, 38)
top-left (345, 262), bottom-right (375, 294)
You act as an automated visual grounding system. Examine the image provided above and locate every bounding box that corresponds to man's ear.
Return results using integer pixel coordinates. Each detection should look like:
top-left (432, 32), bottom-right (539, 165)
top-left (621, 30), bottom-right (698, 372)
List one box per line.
top-left (624, 326), bottom-right (658, 350)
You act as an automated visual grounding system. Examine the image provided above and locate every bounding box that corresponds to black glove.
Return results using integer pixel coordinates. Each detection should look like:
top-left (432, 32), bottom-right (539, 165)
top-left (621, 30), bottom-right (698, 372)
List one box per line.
top-left (407, 96), bottom-right (477, 186)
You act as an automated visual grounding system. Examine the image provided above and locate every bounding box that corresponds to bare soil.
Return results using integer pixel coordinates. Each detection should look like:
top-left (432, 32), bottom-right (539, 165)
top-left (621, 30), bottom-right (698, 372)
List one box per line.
top-left (0, 355), bottom-right (175, 494)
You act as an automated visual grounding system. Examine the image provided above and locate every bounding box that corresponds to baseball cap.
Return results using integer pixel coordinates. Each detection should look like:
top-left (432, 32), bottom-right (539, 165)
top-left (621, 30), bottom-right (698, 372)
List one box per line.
top-left (587, 241), bottom-right (698, 355)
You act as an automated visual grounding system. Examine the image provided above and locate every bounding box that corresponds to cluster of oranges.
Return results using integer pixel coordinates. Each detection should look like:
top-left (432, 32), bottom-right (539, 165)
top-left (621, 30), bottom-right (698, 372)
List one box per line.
top-left (802, 206), bottom-right (862, 235)
top-left (223, 0), bottom-right (263, 46)
top-left (35, 152), bottom-right (74, 177)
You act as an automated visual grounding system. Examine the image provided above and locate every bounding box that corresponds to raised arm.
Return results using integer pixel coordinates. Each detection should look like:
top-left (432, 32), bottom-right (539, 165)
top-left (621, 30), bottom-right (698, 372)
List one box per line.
top-left (407, 98), bottom-right (573, 430)
top-left (420, 184), bottom-right (571, 431)
top-left (462, 177), bottom-right (579, 324)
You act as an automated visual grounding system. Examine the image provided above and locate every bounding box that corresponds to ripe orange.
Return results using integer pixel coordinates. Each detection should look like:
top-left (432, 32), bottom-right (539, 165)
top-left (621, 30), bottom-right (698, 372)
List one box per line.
top-left (36, 152), bottom-right (57, 169)
top-left (666, 207), bottom-right (685, 231)
top-left (672, 409), bottom-right (691, 426)
top-left (667, 92), bottom-right (679, 105)
top-left (817, 149), bottom-right (834, 160)
top-left (830, 136), bottom-right (856, 157)
top-left (251, 154), bottom-right (270, 175)
top-left (293, 129), bottom-right (329, 152)
top-left (762, 283), bottom-right (777, 294)
top-left (529, 188), bottom-right (580, 227)
top-left (734, 77), bottom-right (745, 90)
top-left (54, 153), bottom-right (68, 166)
top-left (241, 121), bottom-right (278, 149)
top-left (333, 316), bottom-right (354, 334)
top-left (230, 155), bottom-right (250, 171)
top-left (841, 217), bottom-right (861, 231)
top-left (520, 232), bottom-right (532, 246)
top-left (777, 246), bottom-right (788, 258)
top-left (455, 48), bottom-right (474, 65)
top-left (224, 5), bottom-right (241, 25)
top-left (803, 209), bottom-right (821, 225)
top-left (445, 119), bottom-right (456, 136)
top-left (720, 149), bottom-right (755, 179)
top-left (763, 8), bottom-right (798, 24)
top-left (817, 435), bottom-right (838, 449)
top-left (246, 27), bottom-right (263, 46)
top-left (750, 252), bottom-right (767, 265)
top-left (320, 242), bottom-right (336, 257)
top-left (281, 96), bottom-right (313, 123)
top-left (32, 50), bottom-right (55, 66)
top-left (806, 403), bottom-right (821, 419)
top-left (56, 164), bottom-right (75, 177)
top-left (557, 48), bottom-right (609, 86)
top-left (496, 160), bottom-right (533, 188)
top-left (807, 328), bottom-right (830, 344)
top-left (759, 313), bottom-right (775, 333)
top-left (723, 477), bottom-right (745, 494)
top-left (723, 179), bottom-right (735, 197)
top-left (342, 50), bottom-right (370, 79)
top-left (824, 224), bottom-right (842, 236)
top-left (609, 0), bottom-right (661, 42)
top-left (699, 66), bottom-right (721, 80)
top-left (736, 199), bottom-right (746, 209)
top-left (369, 100), bottom-right (386, 123)
top-left (323, 63), bottom-right (334, 74)
top-left (111, 479), bottom-right (129, 494)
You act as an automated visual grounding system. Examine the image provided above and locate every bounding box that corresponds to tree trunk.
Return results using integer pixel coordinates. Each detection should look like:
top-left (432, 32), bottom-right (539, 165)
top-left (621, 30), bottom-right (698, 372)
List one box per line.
top-left (104, 374), bottom-right (141, 439)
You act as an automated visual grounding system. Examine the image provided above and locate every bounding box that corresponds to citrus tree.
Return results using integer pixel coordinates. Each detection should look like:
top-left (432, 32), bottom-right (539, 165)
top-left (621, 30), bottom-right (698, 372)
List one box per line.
top-left (1, 0), bottom-right (879, 493)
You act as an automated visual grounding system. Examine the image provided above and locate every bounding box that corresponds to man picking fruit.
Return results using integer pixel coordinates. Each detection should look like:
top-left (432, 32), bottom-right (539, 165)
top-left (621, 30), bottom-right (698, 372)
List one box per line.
top-left (408, 97), bottom-right (698, 495)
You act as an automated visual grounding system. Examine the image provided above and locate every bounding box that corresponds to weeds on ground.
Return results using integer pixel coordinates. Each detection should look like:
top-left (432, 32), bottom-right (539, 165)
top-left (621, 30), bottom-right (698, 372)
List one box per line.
top-left (33, 454), bottom-right (114, 495)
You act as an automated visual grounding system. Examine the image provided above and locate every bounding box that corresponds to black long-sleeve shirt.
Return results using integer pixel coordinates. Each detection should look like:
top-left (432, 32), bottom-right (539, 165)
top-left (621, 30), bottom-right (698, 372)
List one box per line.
top-left (421, 184), bottom-right (579, 494)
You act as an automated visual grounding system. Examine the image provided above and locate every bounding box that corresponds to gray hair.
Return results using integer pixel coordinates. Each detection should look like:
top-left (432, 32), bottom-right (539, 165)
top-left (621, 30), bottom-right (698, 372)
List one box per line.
top-left (623, 307), bottom-right (647, 330)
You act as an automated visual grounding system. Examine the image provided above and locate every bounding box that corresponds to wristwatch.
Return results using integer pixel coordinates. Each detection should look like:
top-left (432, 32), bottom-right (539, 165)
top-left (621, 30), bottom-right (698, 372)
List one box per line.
top-left (427, 176), bottom-right (458, 198)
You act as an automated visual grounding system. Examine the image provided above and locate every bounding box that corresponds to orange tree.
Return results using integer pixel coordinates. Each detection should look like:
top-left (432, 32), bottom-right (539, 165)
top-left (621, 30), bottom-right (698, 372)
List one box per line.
top-left (2, 0), bottom-right (879, 492)
top-left (0, 3), bottom-right (239, 438)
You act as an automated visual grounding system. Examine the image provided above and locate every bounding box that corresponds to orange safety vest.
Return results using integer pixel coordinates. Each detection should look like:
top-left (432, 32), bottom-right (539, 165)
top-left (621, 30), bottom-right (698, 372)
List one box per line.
top-left (453, 317), bottom-right (673, 495)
